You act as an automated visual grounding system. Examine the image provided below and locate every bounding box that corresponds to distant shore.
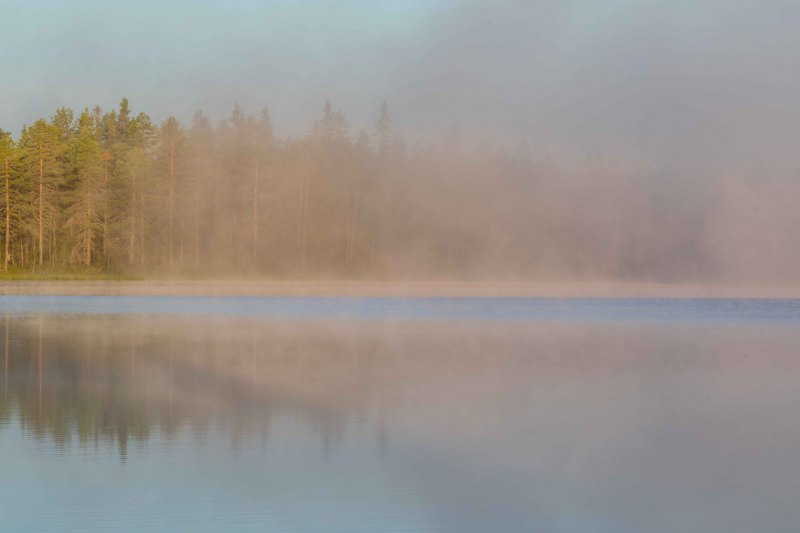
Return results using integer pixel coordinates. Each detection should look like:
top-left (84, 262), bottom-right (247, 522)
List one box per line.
top-left (0, 279), bottom-right (798, 299)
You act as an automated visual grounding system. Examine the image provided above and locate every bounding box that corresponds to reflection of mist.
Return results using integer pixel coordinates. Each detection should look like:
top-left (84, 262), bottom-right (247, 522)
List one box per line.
top-left (0, 315), bottom-right (355, 460)
top-left (3, 312), bottom-right (800, 464)
top-left (2, 312), bottom-right (800, 531)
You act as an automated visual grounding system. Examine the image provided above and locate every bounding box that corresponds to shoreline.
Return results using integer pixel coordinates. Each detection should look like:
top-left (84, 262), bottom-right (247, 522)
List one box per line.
top-left (0, 280), bottom-right (798, 299)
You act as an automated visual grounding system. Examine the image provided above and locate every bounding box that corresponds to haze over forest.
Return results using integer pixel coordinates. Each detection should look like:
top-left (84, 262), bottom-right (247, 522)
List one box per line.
top-left (1, 0), bottom-right (799, 283)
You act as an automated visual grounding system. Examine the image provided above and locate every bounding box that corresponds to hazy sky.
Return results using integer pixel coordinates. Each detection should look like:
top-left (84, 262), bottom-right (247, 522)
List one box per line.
top-left (2, 0), bottom-right (799, 164)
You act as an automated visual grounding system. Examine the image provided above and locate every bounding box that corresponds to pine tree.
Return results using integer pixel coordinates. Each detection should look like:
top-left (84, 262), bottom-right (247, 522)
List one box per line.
top-left (0, 96), bottom-right (562, 279)
top-left (157, 117), bottom-right (186, 267)
top-left (18, 120), bottom-right (63, 267)
top-left (65, 110), bottom-right (105, 266)
top-left (251, 108), bottom-right (273, 266)
top-left (215, 105), bottom-right (252, 272)
top-left (0, 130), bottom-right (14, 270)
top-left (375, 100), bottom-right (392, 159)
top-left (121, 112), bottom-right (156, 267)
top-left (188, 111), bottom-right (214, 268)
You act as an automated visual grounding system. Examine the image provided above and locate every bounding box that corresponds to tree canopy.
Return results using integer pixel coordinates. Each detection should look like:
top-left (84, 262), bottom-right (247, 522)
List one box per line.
top-left (0, 98), bottom-right (739, 281)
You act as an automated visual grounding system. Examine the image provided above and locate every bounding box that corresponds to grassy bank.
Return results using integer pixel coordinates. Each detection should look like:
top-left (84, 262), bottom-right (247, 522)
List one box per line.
top-left (0, 269), bottom-right (136, 281)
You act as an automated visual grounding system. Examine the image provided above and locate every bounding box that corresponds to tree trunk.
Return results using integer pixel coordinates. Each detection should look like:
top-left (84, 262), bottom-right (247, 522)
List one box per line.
top-left (179, 220), bottom-right (184, 265)
top-left (346, 187), bottom-right (358, 273)
top-left (129, 172), bottom-right (136, 266)
top-left (139, 187), bottom-right (145, 265)
top-left (4, 154), bottom-right (10, 270)
top-left (86, 180), bottom-right (92, 266)
top-left (252, 160), bottom-right (259, 266)
top-left (38, 147), bottom-right (44, 267)
top-left (299, 176), bottom-right (308, 273)
top-left (194, 169), bottom-right (200, 268)
top-left (168, 139), bottom-right (174, 267)
top-left (228, 217), bottom-right (234, 272)
top-left (102, 165), bottom-right (109, 265)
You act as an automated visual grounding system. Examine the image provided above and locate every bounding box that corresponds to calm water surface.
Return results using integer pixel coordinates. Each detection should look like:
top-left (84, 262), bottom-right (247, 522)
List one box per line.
top-left (1, 296), bottom-right (799, 532)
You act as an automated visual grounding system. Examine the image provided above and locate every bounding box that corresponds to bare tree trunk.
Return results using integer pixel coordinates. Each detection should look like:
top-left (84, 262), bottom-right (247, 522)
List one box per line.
top-left (194, 169), bottom-right (200, 268)
top-left (346, 187), bottom-right (358, 273)
top-left (38, 147), bottom-right (44, 267)
top-left (102, 166), bottom-right (109, 265)
top-left (179, 220), bottom-right (184, 265)
top-left (228, 217), bottom-right (234, 272)
top-left (129, 173), bottom-right (136, 266)
top-left (85, 180), bottom-right (92, 266)
top-left (4, 154), bottom-right (10, 270)
top-left (168, 139), bottom-right (175, 267)
top-left (139, 188), bottom-right (145, 265)
top-left (299, 177), bottom-right (308, 273)
top-left (252, 160), bottom-right (259, 266)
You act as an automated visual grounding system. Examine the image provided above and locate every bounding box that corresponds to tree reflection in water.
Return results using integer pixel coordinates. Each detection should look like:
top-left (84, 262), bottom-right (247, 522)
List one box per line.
top-left (0, 314), bottom-right (386, 460)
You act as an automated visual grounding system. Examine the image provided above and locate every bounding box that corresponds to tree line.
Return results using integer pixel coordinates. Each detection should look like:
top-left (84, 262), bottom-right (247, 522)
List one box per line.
top-left (0, 97), bottom-right (731, 280)
top-left (0, 99), bottom-right (396, 276)
top-left (0, 98), bottom-right (533, 278)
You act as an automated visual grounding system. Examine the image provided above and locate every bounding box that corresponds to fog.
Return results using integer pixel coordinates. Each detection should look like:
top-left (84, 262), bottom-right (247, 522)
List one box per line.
top-left (4, 313), bottom-right (800, 531)
top-left (1, 0), bottom-right (799, 284)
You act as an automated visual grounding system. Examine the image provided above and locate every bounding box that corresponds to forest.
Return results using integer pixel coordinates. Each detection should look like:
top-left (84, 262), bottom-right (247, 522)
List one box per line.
top-left (0, 98), bottom-right (795, 282)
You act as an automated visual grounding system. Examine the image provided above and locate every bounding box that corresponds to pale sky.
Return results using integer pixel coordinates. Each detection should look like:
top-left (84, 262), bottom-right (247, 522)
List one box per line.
top-left (2, 0), bottom-right (799, 165)
top-left (1, 0), bottom-right (442, 134)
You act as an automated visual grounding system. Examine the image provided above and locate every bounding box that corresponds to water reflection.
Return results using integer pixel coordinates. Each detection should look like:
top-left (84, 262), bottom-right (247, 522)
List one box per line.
top-left (1, 311), bottom-right (800, 532)
top-left (0, 315), bottom-right (365, 461)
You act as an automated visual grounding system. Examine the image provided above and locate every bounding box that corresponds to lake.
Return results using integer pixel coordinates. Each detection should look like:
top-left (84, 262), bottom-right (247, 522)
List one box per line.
top-left (1, 296), bottom-right (799, 532)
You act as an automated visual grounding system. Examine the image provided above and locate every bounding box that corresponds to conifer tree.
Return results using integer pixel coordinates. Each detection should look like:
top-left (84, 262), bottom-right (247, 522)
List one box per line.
top-left (188, 110), bottom-right (214, 268)
top-left (0, 97), bottom-right (584, 280)
top-left (251, 108), bottom-right (273, 266)
top-left (18, 120), bottom-right (62, 267)
top-left (0, 130), bottom-right (14, 270)
top-left (66, 110), bottom-right (105, 266)
top-left (157, 117), bottom-right (186, 267)
top-left (120, 111), bottom-right (156, 266)
top-left (375, 100), bottom-right (392, 159)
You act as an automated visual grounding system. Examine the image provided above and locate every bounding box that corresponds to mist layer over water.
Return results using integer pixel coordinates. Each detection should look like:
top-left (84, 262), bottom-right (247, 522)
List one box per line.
top-left (1, 299), bottom-right (799, 532)
top-left (4, 1), bottom-right (800, 283)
